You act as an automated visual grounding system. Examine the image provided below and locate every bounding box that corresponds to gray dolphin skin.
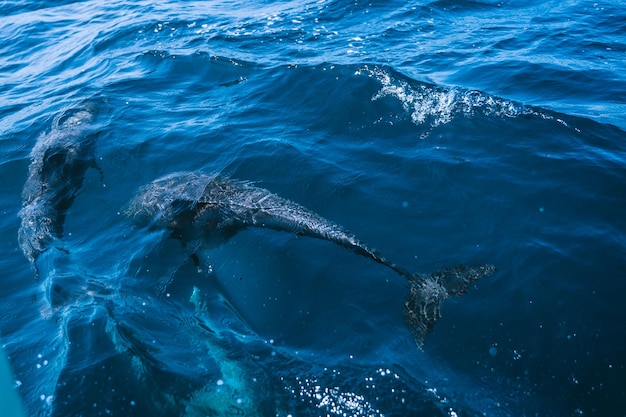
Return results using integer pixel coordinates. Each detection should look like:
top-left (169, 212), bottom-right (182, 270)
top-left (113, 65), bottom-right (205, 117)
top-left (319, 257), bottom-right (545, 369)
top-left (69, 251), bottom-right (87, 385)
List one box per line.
top-left (126, 171), bottom-right (495, 346)
top-left (18, 104), bottom-right (102, 267)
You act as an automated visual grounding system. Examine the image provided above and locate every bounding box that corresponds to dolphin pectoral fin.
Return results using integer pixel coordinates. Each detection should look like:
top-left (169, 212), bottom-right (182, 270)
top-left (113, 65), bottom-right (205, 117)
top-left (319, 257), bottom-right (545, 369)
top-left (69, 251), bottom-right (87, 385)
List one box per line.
top-left (404, 264), bottom-right (495, 348)
top-left (190, 253), bottom-right (200, 269)
top-left (188, 252), bottom-right (210, 274)
top-left (93, 159), bottom-right (105, 183)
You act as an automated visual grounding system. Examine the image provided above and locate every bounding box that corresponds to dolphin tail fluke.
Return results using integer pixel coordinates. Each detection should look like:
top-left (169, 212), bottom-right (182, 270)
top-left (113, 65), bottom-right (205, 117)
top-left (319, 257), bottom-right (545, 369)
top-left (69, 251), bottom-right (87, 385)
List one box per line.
top-left (404, 264), bottom-right (495, 348)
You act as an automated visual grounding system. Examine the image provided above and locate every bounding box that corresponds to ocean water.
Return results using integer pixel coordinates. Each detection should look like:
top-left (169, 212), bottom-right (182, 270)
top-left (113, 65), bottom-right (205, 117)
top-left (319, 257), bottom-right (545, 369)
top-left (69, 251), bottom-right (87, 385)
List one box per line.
top-left (1, 1), bottom-right (625, 416)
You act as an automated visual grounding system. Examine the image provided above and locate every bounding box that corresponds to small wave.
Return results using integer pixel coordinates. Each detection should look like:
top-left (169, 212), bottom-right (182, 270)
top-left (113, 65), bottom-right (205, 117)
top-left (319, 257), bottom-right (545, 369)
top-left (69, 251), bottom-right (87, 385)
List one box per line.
top-left (362, 65), bottom-right (533, 129)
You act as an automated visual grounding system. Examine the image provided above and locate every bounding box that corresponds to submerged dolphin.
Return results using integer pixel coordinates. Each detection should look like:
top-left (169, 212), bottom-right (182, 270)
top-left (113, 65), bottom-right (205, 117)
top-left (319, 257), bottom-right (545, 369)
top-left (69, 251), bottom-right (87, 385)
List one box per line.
top-left (18, 103), bottom-right (103, 267)
top-left (126, 171), bottom-right (494, 346)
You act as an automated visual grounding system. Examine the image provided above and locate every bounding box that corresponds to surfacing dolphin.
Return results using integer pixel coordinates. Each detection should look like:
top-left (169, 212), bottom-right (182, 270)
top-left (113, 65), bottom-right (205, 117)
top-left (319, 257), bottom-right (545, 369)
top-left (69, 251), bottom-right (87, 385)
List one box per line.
top-left (18, 102), bottom-right (104, 269)
top-left (126, 171), bottom-right (495, 347)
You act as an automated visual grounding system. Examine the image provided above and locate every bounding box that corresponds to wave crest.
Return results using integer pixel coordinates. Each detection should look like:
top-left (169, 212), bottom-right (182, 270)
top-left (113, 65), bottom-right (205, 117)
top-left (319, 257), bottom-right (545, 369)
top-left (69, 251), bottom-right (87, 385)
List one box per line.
top-left (363, 66), bottom-right (532, 129)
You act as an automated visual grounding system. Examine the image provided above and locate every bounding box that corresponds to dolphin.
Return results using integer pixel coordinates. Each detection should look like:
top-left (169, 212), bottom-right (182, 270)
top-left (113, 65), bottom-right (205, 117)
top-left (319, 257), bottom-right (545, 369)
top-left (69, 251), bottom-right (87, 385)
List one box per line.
top-left (126, 171), bottom-right (494, 346)
top-left (18, 103), bottom-right (104, 268)
top-left (15, 102), bottom-right (109, 417)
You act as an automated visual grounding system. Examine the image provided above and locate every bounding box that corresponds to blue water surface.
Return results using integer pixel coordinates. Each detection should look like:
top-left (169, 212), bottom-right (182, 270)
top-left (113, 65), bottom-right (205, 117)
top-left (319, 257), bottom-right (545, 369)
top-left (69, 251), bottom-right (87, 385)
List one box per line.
top-left (1, 1), bottom-right (625, 416)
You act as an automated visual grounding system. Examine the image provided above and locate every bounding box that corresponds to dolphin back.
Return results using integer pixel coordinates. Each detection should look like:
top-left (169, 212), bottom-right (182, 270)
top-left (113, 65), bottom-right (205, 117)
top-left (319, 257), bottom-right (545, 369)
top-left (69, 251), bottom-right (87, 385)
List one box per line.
top-left (126, 172), bottom-right (411, 276)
